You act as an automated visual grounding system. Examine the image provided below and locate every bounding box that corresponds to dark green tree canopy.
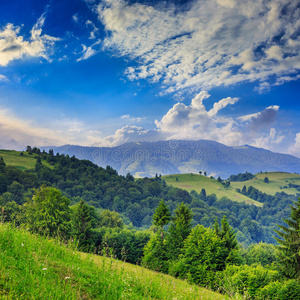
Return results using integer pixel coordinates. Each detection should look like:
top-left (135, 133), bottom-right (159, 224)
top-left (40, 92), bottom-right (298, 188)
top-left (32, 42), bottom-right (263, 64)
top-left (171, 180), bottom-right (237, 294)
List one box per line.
top-left (275, 197), bottom-right (300, 279)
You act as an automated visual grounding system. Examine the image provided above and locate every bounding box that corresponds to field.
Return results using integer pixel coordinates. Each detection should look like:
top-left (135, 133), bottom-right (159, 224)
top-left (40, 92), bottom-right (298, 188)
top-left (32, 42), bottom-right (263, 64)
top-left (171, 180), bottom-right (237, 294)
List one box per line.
top-left (163, 173), bottom-right (262, 206)
top-left (0, 150), bottom-right (53, 170)
top-left (230, 172), bottom-right (300, 196)
top-left (0, 223), bottom-right (235, 300)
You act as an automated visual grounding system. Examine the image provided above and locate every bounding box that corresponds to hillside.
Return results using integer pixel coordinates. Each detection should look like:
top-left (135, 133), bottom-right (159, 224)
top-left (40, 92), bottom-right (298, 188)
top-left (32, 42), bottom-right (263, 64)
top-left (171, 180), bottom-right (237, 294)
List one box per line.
top-left (0, 149), bottom-right (53, 170)
top-left (0, 223), bottom-right (232, 300)
top-left (162, 173), bottom-right (262, 206)
top-left (42, 140), bottom-right (300, 178)
top-left (230, 172), bottom-right (300, 196)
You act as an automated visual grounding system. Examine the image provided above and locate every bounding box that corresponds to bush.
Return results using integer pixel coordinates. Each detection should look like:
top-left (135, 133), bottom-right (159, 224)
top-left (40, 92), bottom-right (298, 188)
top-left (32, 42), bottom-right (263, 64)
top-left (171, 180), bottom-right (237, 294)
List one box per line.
top-left (215, 265), bottom-right (280, 299)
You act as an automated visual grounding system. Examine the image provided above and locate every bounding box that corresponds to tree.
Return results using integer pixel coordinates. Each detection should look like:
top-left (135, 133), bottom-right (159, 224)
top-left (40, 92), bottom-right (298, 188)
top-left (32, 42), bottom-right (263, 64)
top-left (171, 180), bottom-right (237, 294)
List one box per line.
top-left (71, 199), bottom-right (94, 251)
top-left (25, 186), bottom-right (71, 238)
top-left (152, 199), bottom-right (171, 239)
top-left (204, 171), bottom-right (207, 176)
top-left (166, 202), bottom-right (193, 261)
top-left (275, 197), bottom-right (300, 278)
top-left (199, 171), bottom-right (202, 175)
top-left (172, 225), bottom-right (230, 286)
top-left (264, 177), bottom-right (269, 183)
top-left (214, 216), bottom-right (241, 265)
top-left (199, 188), bottom-right (206, 200)
top-left (99, 209), bottom-right (124, 229)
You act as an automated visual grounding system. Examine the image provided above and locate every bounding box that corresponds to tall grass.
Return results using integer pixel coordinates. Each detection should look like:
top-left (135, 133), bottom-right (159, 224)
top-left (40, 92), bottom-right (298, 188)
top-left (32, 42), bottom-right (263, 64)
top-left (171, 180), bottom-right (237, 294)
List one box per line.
top-left (0, 223), bottom-right (236, 299)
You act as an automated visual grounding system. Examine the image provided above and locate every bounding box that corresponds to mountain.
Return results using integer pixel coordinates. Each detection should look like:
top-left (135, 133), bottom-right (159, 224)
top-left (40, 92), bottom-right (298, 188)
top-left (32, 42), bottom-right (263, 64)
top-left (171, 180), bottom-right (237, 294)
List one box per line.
top-left (41, 140), bottom-right (300, 178)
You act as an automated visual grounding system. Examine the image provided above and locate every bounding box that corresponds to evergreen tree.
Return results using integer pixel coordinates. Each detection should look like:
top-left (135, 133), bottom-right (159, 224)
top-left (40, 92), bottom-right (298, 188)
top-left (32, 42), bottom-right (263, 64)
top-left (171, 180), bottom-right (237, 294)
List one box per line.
top-left (275, 197), bottom-right (300, 278)
top-left (199, 188), bottom-right (206, 200)
top-left (152, 199), bottom-right (171, 239)
top-left (214, 216), bottom-right (241, 265)
top-left (166, 202), bottom-right (193, 261)
top-left (72, 199), bottom-right (93, 251)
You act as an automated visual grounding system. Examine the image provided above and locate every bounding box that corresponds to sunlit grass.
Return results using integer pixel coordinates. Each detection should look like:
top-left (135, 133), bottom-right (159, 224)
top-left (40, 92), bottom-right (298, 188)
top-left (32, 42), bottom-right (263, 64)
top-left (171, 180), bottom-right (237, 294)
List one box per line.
top-left (163, 174), bottom-right (262, 206)
top-left (231, 172), bottom-right (300, 196)
top-left (0, 223), bottom-right (237, 299)
top-left (0, 150), bottom-right (53, 170)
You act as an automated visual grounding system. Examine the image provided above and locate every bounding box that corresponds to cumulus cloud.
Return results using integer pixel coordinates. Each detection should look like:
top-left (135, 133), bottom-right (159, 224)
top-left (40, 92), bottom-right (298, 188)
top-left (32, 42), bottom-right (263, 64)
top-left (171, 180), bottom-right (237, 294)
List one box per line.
top-left (0, 14), bottom-right (60, 66)
top-left (288, 133), bottom-right (300, 158)
top-left (101, 92), bottom-right (282, 149)
top-left (96, 0), bottom-right (300, 93)
top-left (95, 125), bottom-right (164, 147)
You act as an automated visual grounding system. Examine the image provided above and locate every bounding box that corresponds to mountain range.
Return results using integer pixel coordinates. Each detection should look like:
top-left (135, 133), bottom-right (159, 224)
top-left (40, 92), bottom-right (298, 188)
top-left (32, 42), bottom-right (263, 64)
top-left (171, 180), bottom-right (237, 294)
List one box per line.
top-left (41, 140), bottom-right (300, 179)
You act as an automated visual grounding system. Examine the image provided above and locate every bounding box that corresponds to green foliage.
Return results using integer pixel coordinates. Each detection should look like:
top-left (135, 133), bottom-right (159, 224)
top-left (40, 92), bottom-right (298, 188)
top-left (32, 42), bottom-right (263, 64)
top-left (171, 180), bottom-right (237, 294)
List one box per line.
top-left (172, 225), bottom-right (230, 286)
top-left (142, 233), bottom-right (169, 273)
top-left (264, 177), bottom-right (269, 183)
top-left (152, 199), bottom-right (171, 238)
top-left (71, 199), bottom-right (94, 251)
top-left (244, 243), bottom-right (278, 266)
top-left (216, 264), bottom-right (280, 299)
top-left (275, 197), bottom-right (300, 279)
top-left (99, 209), bottom-right (124, 229)
top-left (24, 186), bottom-right (71, 238)
top-left (165, 202), bottom-right (193, 261)
top-left (229, 172), bottom-right (255, 182)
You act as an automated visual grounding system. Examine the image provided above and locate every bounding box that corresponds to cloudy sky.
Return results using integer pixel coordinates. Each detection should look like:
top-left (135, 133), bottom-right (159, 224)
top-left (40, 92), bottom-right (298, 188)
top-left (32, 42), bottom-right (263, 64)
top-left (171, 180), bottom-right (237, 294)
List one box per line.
top-left (0, 0), bottom-right (299, 157)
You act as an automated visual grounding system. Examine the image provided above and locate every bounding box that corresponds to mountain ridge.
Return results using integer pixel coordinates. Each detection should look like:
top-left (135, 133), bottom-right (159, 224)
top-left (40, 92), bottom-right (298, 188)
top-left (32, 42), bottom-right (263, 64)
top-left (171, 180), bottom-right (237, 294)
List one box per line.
top-left (41, 139), bottom-right (300, 178)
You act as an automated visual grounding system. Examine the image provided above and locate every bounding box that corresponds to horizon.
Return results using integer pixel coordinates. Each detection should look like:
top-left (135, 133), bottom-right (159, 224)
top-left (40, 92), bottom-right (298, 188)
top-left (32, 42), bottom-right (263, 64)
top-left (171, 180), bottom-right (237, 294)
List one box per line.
top-left (0, 0), bottom-right (299, 158)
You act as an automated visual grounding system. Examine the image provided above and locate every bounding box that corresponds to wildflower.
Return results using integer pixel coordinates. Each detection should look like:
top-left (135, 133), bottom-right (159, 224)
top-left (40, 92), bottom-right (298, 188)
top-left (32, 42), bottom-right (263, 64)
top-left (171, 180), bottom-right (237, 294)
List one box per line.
top-left (42, 268), bottom-right (47, 271)
top-left (21, 243), bottom-right (24, 247)
top-left (65, 276), bottom-right (70, 279)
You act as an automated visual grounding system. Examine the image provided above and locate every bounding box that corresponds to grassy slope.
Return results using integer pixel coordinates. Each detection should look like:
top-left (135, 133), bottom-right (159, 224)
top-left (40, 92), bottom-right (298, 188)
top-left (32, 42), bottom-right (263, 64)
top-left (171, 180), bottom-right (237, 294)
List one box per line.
top-left (230, 172), bottom-right (300, 196)
top-left (0, 224), bottom-right (233, 300)
top-left (0, 150), bottom-right (53, 170)
top-left (163, 174), bottom-right (262, 206)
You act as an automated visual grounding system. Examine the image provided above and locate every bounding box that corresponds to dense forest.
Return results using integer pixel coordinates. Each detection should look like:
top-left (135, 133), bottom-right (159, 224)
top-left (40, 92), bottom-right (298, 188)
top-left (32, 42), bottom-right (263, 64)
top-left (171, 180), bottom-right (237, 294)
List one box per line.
top-left (1, 148), bottom-right (300, 299)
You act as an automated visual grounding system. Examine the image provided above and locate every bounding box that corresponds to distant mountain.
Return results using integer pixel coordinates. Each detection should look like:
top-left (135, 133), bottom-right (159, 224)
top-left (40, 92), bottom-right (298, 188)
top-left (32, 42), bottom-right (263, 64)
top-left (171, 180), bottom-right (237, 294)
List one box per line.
top-left (41, 140), bottom-right (300, 179)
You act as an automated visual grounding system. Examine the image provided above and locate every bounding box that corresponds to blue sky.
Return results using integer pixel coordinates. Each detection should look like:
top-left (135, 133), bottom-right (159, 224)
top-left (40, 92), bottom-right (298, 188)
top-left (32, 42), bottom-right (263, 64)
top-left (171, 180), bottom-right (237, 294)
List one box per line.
top-left (0, 0), bottom-right (299, 157)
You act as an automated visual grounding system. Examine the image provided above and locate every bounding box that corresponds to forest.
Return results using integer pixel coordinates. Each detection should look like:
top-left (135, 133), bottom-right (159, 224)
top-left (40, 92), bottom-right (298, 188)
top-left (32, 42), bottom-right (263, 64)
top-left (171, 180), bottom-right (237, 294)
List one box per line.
top-left (0, 147), bottom-right (300, 299)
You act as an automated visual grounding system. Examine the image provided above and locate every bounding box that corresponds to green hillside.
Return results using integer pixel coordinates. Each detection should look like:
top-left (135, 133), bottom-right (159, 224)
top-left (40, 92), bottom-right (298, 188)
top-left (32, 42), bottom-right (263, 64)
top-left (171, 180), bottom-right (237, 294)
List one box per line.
top-left (230, 172), bottom-right (300, 196)
top-left (0, 223), bottom-right (232, 300)
top-left (163, 173), bottom-right (263, 206)
top-left (0, 150), bottom-right (53, 170)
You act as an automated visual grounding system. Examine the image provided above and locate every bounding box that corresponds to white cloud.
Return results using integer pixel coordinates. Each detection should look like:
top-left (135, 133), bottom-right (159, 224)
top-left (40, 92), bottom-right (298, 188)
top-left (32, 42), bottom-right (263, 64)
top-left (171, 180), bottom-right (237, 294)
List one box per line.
top-left (95, 125), bottom-right (163, 147)
top-left (0, 75), bottom-right (8, 82)
top-left (121, 114), bottom-right (143, 123)
top-left (288, 133), bottom-right (300, 158)
top-left (0, 14), bottom-right (60, 66)
top-left (96, 0), bottom-right (300, 93)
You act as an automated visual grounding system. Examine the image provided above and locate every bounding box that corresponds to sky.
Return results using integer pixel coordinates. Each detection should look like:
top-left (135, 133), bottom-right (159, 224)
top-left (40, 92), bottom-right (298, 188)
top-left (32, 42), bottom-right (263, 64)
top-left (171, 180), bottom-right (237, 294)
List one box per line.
top-left (0, 0), bottom-right (299, 157)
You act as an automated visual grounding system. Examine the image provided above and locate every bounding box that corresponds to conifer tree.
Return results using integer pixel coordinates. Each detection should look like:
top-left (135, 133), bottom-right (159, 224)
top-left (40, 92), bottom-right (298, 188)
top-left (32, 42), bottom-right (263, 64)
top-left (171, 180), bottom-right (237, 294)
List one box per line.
top-left (214, 216), bottom-right (241, 265)
top-left (275, 197), bottom-right (300, 278)
top-left (72, 199), bottom-right (93, 251)
top-left (152, 199), bottom-right (171, 239)
top-left (166, 202), bottom-right (193, 260)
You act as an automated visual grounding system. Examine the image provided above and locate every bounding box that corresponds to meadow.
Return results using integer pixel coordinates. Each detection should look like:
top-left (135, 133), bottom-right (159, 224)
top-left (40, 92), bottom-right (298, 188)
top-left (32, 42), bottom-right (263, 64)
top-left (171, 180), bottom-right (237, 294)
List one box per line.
top-left (162, 174), bottom-right (262, 206)
top-left (0, 223), bottom-right (234, 300)
top-left (0, 150), bottom-right (52, 170)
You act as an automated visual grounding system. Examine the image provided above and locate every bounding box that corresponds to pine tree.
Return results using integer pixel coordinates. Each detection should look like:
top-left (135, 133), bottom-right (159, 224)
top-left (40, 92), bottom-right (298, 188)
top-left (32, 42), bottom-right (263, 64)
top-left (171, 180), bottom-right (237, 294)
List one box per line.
top-left (214, 216), bottom-right (241, 265)
top-left (275, 197), bottom-right (300, 278)
top-left (152, 199), bottom-right (171, 239)
top-left (166, 202), bottom-right (193, 260)
top-left (72, 199), bottom-right (93, 251)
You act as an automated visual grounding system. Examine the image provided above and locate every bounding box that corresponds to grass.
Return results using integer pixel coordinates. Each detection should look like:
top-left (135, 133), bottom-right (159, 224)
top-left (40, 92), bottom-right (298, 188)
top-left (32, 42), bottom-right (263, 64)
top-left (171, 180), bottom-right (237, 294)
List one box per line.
top-left (163, 174), bottom-right (262, 206)
top-left (0, 150), bottom-right (53, 170)
top-left (0, 223), bottom-right (236, 300)
top-left (230, 172), bottom-right (300, 196)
